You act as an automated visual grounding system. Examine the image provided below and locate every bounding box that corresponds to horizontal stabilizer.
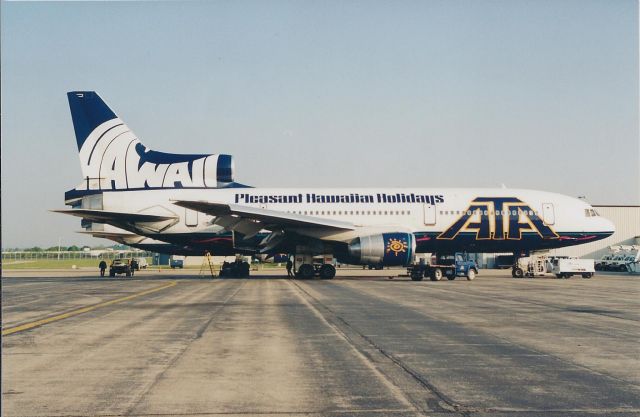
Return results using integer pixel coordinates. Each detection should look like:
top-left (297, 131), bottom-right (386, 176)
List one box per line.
top-left (53, 209), bottom-right (177, 224)
top-left (76, 230), bottom-right (147, 245)
top-left (172, 200), bottom-right (354, 231)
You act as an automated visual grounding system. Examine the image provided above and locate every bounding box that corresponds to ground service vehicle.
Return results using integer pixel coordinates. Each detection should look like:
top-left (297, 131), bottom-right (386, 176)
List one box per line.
top-left (110, 258), bottom-right (133, 277)
top-left (170, 256), bottom-right (184, 269)
top-left (622, 252), bottom-right (640, 273)
top-left (134, 257), bottom-right (148, 270)
top-left (220, 259), bottom-right (251, 278)
top-left (595, 254), bottom-right (615, 271)
top-left (607, 253), bottom-right (630, 272)
top-left (552, 258), bottom-right (594, 278)
top-left (512, 255), bottom-right (550, 278)
top-left (408, 253), bottom-right (478, 281)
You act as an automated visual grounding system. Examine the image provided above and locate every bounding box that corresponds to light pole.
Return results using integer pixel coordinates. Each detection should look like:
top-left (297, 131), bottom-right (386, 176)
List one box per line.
top-left (58, 237), bottom-right (61, 261)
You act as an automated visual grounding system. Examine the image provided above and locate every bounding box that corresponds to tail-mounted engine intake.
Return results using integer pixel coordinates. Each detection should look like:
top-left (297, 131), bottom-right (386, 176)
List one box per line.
top-left (348, 232), bottom-right (416, 266)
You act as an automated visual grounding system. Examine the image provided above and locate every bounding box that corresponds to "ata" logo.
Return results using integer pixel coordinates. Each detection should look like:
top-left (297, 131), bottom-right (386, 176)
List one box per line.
top-left (437, 197), bottom-right (559, 241)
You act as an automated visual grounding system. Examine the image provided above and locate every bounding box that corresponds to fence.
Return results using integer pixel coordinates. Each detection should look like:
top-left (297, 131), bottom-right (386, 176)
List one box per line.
top-left (2, 250), bottom-right (154, 261)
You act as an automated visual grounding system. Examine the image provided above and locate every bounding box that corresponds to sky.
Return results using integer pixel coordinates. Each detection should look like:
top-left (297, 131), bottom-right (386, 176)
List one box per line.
top-left (1, 0), bottom-right (638, 248)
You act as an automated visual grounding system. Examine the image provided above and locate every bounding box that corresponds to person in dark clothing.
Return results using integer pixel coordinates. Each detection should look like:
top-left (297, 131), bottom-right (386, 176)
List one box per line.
top-left (99, 260), bottom-right (107, 277)
top-left (286, 258), bottom-right (294, 278)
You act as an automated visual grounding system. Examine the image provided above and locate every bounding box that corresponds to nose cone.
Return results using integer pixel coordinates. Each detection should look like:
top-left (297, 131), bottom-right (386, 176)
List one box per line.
top-left (600, 217), bottom-right (616, 236)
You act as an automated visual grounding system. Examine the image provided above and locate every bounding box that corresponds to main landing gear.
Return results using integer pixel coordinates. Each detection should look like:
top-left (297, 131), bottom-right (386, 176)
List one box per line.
top-left (293, 253), bottom-right (336, 280)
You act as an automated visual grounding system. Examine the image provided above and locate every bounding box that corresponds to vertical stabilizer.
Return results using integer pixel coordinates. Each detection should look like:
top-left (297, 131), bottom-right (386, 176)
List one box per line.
top-left (67, 91), bottom-right (238, 190)
top-left (67, 92), bottom-right (117, 151)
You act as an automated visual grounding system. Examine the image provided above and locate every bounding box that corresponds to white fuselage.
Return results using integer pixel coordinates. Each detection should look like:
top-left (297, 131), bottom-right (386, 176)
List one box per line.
top-left (77, 187), bottom-right (613, 251)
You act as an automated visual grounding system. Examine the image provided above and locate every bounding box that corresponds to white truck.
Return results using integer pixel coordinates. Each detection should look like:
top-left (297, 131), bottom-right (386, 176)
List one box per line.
top-left (596, 245), bottom-right (639, 271)
top-left (552, 258), bottom-right (595, 279)
top-left (595, 254), bottom-right (616, 271)
top-left (622, 250), bottom-right (640, 273)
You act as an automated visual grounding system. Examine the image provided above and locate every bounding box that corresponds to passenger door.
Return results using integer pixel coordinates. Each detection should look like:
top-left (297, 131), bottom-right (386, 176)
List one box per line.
top-left (542, 203), bottom-right (555, 225)
top-left (185, 208), bottom-right (199, 227)
top-left (423, 204), bottom-right (436, 225)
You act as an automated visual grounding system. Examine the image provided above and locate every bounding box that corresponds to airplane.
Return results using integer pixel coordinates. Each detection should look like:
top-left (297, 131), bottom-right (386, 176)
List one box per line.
top-left (56, 91), bottom-right (615, 279)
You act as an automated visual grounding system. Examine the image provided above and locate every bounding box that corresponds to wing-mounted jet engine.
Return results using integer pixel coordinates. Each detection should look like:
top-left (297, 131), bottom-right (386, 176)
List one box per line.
top-left (347, 232), bottom-right (416, 266)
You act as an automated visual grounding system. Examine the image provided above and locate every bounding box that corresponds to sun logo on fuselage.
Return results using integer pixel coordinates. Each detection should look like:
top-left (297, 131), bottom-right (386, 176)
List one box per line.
top-left (386, 238), bottom-right (408, 256)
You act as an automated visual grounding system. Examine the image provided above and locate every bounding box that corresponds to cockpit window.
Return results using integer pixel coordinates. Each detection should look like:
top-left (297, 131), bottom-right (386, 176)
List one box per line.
top-left (585, 209), bottom-right (599, 217)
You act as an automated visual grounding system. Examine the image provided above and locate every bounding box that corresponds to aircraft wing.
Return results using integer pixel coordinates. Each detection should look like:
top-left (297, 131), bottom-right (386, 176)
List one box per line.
top-left (173, 200), bottom-right (355, 232)
top-left (52, 209), bottom-right (177, 223)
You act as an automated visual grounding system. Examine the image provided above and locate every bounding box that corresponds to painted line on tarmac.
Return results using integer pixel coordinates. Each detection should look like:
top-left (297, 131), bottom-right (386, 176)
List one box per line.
top-left (1, 280), bottom-right (178, 336)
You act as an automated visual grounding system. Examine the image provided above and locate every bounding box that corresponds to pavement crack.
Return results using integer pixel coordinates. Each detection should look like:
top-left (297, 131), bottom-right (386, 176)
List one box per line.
top-left (122, 281), bottom-right (247, 416)
top-left (288, 279), bottom-right (468, 416)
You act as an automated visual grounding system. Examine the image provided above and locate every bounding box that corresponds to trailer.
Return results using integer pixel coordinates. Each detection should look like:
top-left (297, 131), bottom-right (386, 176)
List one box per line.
top-left (408, 253), bottom-right (478, 281)
top-left (512, 255), bottom-right (550, 278)
top-left (552, 258), bottom-right (595, 279)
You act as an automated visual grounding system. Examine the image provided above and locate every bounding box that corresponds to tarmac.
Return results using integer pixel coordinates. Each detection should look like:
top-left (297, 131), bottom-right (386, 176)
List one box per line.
top-left (2, 268), bottom-right (639, 417)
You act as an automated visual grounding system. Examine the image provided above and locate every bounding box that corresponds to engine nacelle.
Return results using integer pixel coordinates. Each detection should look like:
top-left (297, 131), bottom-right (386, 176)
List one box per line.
top-left (348, 232), bottom-right (416, 266)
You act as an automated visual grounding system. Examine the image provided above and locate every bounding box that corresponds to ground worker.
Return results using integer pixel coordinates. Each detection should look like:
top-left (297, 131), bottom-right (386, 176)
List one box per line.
top-left (286, 257), bottom-right (294, 278)
top-left (98, 260), bottom-right (107, 277)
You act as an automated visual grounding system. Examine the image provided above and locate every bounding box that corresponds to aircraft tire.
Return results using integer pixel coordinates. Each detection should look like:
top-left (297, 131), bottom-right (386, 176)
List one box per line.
top-left (298, 264), bottom-right (315, 280)
top-left (319, 264), bottom-right (336, 279)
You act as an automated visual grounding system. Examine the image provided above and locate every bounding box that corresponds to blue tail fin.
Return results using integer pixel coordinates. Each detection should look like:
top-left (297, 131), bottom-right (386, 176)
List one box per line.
top-left (67, 92), bottom-right (117, 151)
top-left (67, 91), bottom-right (240, 190)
